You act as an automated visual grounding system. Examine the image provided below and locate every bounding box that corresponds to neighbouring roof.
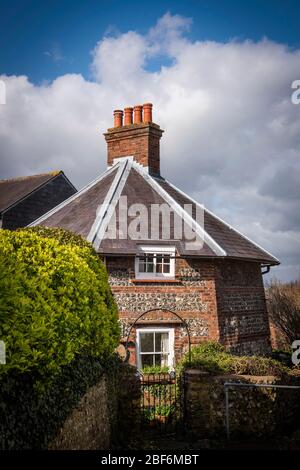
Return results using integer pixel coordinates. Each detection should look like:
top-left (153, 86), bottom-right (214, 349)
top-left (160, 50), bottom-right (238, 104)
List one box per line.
top-left (29, 158), bottom-right (279, 265)
top-left (0, 171), bottom-right (76, 213)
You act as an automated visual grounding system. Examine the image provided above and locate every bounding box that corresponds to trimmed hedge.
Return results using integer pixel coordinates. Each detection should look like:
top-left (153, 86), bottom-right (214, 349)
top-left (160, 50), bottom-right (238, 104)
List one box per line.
top-left (24, 226), bottom-right (95, 251)
top-left (0, 228), bottom-right (125, 449)
top-left (178, 341), bottom-right (289, 377)
top-left (0, 228), bottom-right (119, 376)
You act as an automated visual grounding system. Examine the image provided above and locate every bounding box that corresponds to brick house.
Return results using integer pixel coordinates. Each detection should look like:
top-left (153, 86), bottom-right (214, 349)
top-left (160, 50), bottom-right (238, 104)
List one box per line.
top-left (0, 171), bottom-right (76, 230)
top-left (30, 104), bottom-right (279, 368)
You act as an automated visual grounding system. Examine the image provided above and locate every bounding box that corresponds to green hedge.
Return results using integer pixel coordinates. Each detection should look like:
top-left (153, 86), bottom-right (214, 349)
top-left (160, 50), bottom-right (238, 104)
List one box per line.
top-left (0, 228), bottom-right (119, 377)
top-left (24, 226), bottom-right (95, 251)
top-left (178, 341), bottom-right (288, 377)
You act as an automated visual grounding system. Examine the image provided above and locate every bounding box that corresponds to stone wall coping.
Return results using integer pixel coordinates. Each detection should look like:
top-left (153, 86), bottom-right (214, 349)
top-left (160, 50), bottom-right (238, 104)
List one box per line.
top-left (184, 368), bottom-right (210, 376)
top-left (184, 369), bottom-right (280, 382)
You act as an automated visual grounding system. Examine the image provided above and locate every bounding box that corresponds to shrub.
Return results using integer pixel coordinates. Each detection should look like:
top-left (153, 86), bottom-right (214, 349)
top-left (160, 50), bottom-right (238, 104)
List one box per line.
top-left (267, 279), bottom-right (300, 345)
top-left (0, 229), bottom-right (120, 377)
top-left (178, 341), bottom-right (288, 377)
top-left (24, 226), bottom-right (94, 251)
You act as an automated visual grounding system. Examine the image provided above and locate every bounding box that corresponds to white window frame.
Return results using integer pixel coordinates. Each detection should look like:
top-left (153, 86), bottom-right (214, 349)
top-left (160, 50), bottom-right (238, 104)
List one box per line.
top-left (135, 245), bottom-right (176, 280)
top-left (136, 327), bottom-right (175, 370)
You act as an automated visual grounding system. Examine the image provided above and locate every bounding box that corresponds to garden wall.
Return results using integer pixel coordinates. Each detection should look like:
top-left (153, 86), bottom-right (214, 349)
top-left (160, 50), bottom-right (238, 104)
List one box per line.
top-left (184, 369), bottom-right (300, 438)
top-left (0, 359), bottom-right (140, 450)
top-left (49, 363), bottom-right (140, 450)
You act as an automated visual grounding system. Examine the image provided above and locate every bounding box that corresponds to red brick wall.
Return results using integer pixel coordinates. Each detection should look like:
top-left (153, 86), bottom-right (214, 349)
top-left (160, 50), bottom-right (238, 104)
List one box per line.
top-left (104, 256), bottom-right (271, 365)
top-left (104, 123), bottom-right (163, 175)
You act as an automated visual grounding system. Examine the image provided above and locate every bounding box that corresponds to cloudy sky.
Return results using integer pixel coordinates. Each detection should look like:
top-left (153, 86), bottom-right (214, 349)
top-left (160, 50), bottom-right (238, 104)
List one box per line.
top-left (1, 1), bottom-right (300, 282)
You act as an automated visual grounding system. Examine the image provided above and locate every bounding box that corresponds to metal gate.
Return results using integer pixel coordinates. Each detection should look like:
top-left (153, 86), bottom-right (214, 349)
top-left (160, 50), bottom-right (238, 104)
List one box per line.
top-left (139, 371), bottom-right (184, 435)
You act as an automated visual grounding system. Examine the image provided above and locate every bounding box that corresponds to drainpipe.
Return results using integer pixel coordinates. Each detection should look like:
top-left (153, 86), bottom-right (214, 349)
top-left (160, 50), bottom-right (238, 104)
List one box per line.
top-left (261, 265), bottom-right (270, 275)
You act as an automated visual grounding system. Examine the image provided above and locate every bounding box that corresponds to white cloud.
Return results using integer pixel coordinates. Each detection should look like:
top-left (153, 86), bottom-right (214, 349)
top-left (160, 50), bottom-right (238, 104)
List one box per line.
top-left (44, 42), bottom-right (64, 64)
top-left (0, 13), bottom-right (300, 281)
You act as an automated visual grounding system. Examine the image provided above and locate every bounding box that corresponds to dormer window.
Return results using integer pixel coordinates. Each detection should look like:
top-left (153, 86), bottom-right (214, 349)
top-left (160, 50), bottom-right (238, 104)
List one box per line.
top-left (135, 246), bottom-right (175, 279)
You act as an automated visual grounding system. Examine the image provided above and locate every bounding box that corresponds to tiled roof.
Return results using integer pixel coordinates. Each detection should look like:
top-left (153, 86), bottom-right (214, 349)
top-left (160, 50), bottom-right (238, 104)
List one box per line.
top-left (31, 167), bottom-right (118, 238)
top-left (155, 178), bottom-right (278, 264)
top-left (30, 158), bottom-right (279, 265)
top-left (0, 171), bottom-right (65, 213)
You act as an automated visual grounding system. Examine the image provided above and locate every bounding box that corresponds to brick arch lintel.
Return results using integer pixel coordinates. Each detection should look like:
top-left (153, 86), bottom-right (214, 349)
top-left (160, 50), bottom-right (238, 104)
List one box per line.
top-left (124, 308), bottom-right (192, 364)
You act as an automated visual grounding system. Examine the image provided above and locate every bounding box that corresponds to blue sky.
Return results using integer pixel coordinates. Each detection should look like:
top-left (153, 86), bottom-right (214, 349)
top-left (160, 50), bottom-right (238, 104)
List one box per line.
top-left (1, 0), bottom-right (300, 83)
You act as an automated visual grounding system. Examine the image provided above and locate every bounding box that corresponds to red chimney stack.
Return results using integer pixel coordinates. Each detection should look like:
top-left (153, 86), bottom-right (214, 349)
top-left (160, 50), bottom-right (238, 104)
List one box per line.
top-left (104, 103), bottom-right (163, 176)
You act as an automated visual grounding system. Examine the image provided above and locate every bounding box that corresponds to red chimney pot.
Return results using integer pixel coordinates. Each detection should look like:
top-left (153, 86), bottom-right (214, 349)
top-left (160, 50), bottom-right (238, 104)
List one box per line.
top-left (133, 105), bottom-right (143, 124)
top-left (124, 107), bottom-right (133, 125)
top-left (113, 110), bottom-right (123, 127)
top-left (143, 103), bottom-right (153, 123)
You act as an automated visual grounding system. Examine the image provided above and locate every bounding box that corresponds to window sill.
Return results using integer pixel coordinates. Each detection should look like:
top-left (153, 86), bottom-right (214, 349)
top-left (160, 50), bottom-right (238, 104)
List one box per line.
top-left (131, 278), bottom-right (181, 284)
top-left (135, 319), bottom-right (183, 324)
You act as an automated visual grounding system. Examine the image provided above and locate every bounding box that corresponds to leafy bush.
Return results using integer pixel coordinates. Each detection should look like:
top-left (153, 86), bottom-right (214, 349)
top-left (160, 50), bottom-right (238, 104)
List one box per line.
top-left (178, 341), bottom-right (288, 377)
top-left (142, 404), bottom-right (174, 421)
top-left (0, 229), bottom-right (119, 377)
top-left (24, 226), bottom-right (94, 251)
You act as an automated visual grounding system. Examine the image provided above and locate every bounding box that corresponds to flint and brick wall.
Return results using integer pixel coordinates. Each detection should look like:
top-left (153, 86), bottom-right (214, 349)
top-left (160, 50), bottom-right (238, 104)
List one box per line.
top-left (106, 256), bottom-right (219, 365)
top-left (49, 364), bottom-right (140, 450)
top-left (215, 260), bottom-right (271, 355)
top-left (105, 256), bottom-right (271, 362)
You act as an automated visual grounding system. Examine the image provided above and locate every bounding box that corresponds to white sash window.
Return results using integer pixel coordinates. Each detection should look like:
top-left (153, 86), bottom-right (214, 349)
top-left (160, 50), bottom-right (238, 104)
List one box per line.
top-left (137, 328), bottom-right (174, 370)
top-left (135, 246), bottom-right (175, 279)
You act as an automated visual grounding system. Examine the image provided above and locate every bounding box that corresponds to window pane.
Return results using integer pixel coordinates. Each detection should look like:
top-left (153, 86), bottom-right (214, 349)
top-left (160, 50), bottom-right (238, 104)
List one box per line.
top-left (140, 332), bottom-right (154, 352)
top-left (163, 263), bottom-right (170, 273)
top-left (156, 255), bottom-right (163, 264)
top-left (156, 262), bottom-right (163, 273)
top-left (141, 354), bottom-right (154, 368)
top-left (154, 354), bottom-right (162, 366)
top-left (164, 255), bottom-right (171, 263)
top-left (161, 354), bottom-right (169, 367)
top-left (146, 261), bottom-right (154, 273)
top-left (154, 354), bottom-right (169, 367)
top-left (139, 261), bottom-right (146, 272)
top-left (155, 332), bottom-right (169, 352)
top-left (138, 256), bottom-right (146, 273)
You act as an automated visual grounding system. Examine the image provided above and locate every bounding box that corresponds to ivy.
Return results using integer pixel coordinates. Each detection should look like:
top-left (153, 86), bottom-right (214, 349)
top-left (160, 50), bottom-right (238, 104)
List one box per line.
top-left (0, 355), bottom-right (123, 449)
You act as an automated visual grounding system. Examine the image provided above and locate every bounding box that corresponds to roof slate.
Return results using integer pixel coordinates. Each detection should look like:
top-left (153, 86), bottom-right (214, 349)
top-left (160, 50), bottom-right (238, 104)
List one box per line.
top-left (0, 171), bottom-right (63, 213)
top-left (155, 177), bottom-right (278, 264)
top-left (37, 168), bottom-right (118, 238)
top-left (29, 159), bottom-right (279, 265)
